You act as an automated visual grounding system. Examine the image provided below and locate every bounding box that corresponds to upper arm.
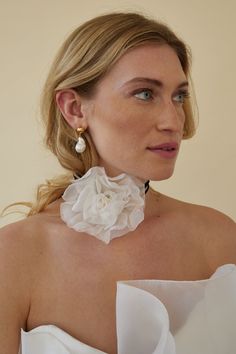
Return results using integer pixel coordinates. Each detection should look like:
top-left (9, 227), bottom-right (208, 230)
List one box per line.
top-left (0, 223), bottom-right (31, 353)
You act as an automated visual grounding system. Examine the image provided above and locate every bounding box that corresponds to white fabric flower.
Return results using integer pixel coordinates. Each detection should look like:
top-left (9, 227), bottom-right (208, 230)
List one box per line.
top-left (60, 167), bottom-right (145, 244)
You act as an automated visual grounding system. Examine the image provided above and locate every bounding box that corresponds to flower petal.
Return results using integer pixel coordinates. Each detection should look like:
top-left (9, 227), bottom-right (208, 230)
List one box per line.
top-left (60, 167), bottom-right (145, 244)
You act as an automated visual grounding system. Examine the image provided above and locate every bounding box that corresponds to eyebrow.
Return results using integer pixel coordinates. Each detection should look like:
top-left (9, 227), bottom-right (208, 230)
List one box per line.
top-left (123, 77), bottom-right (189, 89)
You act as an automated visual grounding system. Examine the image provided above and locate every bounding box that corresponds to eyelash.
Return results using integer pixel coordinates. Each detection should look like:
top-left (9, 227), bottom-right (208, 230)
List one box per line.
top-left (133, 88), bottom-right (153, 101)
top-left (173, 90), bottom-right (190, 104)
top-left (133, 88), bottom-right (190, 104)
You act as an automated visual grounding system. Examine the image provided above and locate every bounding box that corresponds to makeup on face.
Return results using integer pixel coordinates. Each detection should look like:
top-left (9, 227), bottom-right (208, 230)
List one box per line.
top-left (85, 44), bottom-right (189, 180)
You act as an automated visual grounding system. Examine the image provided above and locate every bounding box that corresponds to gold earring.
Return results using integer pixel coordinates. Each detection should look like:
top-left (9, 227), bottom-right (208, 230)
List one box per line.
top-left (75, 128), bottom-right (86, 153)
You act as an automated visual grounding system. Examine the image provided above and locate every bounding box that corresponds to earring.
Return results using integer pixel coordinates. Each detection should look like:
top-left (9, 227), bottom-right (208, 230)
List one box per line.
top-left (75, 127), bottom-right (86, 153)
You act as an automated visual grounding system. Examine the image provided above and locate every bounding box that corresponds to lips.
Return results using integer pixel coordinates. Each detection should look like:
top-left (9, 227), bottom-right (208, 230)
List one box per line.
top-left (147, 142), bottom-right (179, 158)
top-left (148, 142), bottom-right (179, 151)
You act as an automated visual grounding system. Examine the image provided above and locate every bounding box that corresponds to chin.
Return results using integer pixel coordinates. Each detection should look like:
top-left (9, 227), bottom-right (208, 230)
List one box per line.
top-left (145, 168), bottom-right (175, 182)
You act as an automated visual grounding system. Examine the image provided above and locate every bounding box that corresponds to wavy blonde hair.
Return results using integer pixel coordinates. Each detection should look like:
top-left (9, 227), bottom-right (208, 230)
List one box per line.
top-left (7, 12), bottom-right (197, 216)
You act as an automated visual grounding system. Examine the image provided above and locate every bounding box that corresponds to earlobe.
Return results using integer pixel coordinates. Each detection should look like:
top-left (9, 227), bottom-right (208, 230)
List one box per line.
top-left (55, 89), bottom-right (86, 129)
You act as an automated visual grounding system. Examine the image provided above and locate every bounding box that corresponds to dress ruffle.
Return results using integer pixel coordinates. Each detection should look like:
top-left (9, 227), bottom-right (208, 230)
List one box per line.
top-left (21, 264), bottom-right (236, 354)
top-left (116, 264), bottom-right (236, 354)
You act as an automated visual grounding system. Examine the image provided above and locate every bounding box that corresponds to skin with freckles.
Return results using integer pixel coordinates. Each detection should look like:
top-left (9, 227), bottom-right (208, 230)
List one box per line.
top-left (80, 44), bottom-right (188, 181)
top-left (0, 44), bottom-right (235, 354)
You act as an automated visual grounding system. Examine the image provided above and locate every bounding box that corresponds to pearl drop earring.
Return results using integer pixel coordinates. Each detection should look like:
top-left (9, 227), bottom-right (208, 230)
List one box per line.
top-left (75, 127), bottom-right (86, 153)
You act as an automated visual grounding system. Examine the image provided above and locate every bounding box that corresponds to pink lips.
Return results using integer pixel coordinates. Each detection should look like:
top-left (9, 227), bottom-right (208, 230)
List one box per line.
top-left (147, 142), bottom-right (179, 159)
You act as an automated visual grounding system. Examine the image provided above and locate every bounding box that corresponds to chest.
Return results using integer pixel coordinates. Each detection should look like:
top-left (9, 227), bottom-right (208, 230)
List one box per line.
top-left (26, 222), bottom-right (209, 354)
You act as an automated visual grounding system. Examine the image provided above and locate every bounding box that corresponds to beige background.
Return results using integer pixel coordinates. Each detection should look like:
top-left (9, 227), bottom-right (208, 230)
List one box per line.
top-left (0, 0), bottom-right (235, 227)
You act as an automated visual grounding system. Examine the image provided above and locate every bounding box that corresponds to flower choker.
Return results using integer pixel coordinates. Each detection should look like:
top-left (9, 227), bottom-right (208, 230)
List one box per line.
top-left (60, 167), bottom-right (146, 244)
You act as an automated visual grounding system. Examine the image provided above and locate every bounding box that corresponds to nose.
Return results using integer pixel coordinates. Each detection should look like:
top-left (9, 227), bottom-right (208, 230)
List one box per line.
top-left (155, 101), bottom-right (185, 133)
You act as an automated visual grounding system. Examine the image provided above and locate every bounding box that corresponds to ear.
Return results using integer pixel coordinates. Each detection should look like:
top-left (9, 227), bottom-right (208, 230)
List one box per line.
top-left (55, 89), bottom-right (87, 130)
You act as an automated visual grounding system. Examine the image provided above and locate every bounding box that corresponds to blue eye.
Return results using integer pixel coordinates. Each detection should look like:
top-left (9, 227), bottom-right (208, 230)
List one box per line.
top-left (134, 89), bottom-right (153, 101)
top-left (173, 91), bottom-right (190, 104)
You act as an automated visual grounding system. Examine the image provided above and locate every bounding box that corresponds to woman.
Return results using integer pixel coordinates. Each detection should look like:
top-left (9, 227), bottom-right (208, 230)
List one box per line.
top-left (0, 12), bottom-right (235, 354)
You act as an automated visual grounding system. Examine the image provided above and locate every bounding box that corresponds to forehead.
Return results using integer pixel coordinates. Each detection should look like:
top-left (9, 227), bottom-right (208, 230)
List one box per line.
top-left (100, 44), bottom-right (187, 88)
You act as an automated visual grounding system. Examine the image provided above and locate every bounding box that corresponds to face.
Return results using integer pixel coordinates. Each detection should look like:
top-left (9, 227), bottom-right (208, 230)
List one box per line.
top-left (83, 44), bottom-right (189, 181)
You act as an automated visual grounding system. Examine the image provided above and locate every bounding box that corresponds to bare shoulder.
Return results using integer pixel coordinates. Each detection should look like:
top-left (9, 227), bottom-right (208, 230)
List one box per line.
top-left (182, 199), bottom-right (235, 246)
top-left (0, 213), bottom-right (47, 259)
top-left (0, 211), bottom-right (60, 352)
top-left (0, 218), bottom-right (37, 351)
top-left (0, 204), bottom-right (62, 267)
top-left (0, 211), bottom-right (57, 295)
top-left (188, 202), bottom-right (236, 270)
top-left (0, 215), bottom-right (45, 299)
top-left (157, 191), bottom-right (236, 271)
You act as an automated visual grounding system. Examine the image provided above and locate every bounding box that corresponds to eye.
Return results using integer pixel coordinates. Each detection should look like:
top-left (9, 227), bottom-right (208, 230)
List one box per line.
top-left (134, 89), bottom-right (153, 101)
top-left (173, 91), bottom-right (190, 104)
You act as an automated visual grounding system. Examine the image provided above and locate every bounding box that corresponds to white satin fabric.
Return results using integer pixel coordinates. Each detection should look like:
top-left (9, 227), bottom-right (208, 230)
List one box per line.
top-left (20, 264), bottom-right (236, 354)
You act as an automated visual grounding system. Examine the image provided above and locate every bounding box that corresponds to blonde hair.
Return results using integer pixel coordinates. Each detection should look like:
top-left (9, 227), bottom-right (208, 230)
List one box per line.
top-left (10, 12), bottom-right (197, 216)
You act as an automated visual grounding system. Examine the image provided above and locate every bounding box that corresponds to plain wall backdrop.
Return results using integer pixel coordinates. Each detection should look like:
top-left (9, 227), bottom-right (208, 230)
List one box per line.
top-left (0, 0), bottom-right (235, 227)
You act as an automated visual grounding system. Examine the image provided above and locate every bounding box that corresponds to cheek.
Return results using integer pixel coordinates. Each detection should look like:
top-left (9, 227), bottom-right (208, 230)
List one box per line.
top-left (89, 101), bottom-right (141, 138)
top-left (88, 114), bottom-right (145, 160)
top-left (177, 107), bottom-right (186, 129)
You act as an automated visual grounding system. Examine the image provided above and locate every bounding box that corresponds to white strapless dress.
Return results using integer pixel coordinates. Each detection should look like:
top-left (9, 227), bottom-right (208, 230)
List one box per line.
top-left (20, 264), bottom-right (236, 354)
